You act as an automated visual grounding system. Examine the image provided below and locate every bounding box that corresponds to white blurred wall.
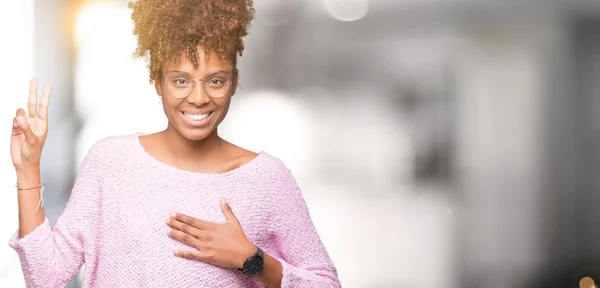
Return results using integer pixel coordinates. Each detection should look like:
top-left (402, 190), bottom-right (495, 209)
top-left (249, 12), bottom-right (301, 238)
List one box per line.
top-left (0, 1), bottom-right (34, 287)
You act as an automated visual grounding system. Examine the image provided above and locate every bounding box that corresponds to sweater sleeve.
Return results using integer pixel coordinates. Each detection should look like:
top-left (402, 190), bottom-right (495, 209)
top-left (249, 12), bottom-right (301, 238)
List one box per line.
top-left (269, 161), bottom-right (341, 288)
top-left (8, 141), bottom-right (105, 288)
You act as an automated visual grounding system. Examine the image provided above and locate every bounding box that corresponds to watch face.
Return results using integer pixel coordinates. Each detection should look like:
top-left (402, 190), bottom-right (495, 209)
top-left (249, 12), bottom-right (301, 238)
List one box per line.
top-left (244, 256), bottom-right (264, 276)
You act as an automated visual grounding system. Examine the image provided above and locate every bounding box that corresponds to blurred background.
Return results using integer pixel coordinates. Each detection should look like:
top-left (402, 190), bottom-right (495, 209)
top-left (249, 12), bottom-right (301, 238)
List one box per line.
top-left (2, 0), bottom-right (600, 287)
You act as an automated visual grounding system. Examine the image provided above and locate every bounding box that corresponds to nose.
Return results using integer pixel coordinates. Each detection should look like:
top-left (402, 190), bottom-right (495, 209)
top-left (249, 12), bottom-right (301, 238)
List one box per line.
top-left (186, 81), bottom-right (210, 105)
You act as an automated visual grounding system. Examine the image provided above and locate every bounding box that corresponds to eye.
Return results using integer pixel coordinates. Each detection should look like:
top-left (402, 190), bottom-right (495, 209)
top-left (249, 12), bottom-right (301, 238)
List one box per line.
top-left (208, 78), bottom-right (224, 86)
top-left (172, 78), bottom-right (190, 86)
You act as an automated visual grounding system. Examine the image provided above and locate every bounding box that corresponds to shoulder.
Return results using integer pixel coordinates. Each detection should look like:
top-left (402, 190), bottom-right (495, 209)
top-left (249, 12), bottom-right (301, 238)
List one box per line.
top-left (82, 133), bottom-right (141, 164)
top-left (228, 147), bottom-right (259, 171)
top-left (253, 152), bottom-right (301, 194)
top-left (254, 152), bottom-right (291, 177)
top-left (251, 153), bottom-right (311, 216)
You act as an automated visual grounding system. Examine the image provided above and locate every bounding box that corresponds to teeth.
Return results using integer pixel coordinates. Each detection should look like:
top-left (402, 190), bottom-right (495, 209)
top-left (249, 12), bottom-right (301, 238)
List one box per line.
top-left (183, 112), bottom-right (210, 121)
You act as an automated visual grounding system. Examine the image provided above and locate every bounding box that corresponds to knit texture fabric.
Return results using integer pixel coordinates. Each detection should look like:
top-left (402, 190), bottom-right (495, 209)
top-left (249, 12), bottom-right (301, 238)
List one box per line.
top-left (9, 134), bottom-right (339, 288)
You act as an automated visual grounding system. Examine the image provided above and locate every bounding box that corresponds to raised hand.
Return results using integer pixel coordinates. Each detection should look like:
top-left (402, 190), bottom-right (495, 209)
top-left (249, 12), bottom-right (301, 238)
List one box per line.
top-left (166, 198), bottom-right (256, 269)
top-left (11, 78), bottom-right (52, 171)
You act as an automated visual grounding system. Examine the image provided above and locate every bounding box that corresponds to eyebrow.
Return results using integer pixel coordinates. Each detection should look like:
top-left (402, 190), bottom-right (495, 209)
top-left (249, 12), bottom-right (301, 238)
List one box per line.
top-left (164, 69), bottom-right (231, 75)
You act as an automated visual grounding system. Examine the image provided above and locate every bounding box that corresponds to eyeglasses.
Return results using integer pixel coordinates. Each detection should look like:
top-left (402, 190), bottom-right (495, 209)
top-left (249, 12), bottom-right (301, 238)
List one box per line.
top-left (162, 70), bottom-right (233, 99)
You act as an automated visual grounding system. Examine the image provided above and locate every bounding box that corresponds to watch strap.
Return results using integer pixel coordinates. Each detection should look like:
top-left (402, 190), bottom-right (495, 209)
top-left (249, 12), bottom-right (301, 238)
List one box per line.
top-left (255, 246), bottom-right (264, 260)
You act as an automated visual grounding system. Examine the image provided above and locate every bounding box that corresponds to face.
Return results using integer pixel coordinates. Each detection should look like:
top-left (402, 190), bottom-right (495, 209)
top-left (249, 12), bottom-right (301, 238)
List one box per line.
top-left (155, 46), bottom-right (236, 141)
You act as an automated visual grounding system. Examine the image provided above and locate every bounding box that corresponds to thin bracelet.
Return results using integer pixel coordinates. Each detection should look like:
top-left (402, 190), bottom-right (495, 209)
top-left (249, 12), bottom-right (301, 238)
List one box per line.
top-left (16, 183), bottom-right (44, 191)
top-left (15, 183), bottom-right (45, 215)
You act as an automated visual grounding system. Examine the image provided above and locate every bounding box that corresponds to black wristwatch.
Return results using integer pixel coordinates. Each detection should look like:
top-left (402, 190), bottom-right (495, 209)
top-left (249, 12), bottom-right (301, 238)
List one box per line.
top-left (239, 246), bottom-right (264, 277)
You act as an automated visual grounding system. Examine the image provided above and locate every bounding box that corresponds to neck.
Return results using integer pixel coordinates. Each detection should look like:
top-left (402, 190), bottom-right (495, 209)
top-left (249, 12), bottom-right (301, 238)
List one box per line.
top-left (161, 124), bottom-right (224, 162)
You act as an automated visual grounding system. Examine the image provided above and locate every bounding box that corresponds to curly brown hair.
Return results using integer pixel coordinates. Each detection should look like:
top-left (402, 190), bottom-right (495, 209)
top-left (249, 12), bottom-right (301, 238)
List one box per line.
top-left (128, 0), bottom-right (255, 84)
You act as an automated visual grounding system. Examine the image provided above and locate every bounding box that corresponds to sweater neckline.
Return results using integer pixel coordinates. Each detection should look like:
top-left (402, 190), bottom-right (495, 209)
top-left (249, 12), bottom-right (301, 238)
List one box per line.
top-left (130, 132), bottom-right (266, 178)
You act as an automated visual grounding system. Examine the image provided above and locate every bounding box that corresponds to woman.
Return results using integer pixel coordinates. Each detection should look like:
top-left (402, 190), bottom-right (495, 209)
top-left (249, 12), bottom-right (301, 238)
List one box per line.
top-left (8, 0), bottom-right (340, 287)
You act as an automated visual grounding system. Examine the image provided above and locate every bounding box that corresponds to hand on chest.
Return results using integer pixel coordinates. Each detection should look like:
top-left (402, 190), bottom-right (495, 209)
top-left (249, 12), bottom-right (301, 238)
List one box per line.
top-left (108, 181), bottom-right (271, 243)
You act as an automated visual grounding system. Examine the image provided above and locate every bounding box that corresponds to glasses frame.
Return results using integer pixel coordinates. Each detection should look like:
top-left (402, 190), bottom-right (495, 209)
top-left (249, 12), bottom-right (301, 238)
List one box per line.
top-left (162, 70), bottom-right (233, 99)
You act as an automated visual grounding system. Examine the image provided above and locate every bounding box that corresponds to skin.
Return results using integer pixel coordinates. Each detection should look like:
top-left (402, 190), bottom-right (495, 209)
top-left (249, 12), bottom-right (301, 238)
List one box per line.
top-left (11, 79), bottom-right (51, 238)
top-left (11, 46), bottom-right (284, 287)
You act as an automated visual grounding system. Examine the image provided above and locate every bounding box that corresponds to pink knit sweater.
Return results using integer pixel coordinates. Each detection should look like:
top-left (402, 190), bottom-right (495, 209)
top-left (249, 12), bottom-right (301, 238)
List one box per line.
top-left (9, 134), bottom-right (339, 288)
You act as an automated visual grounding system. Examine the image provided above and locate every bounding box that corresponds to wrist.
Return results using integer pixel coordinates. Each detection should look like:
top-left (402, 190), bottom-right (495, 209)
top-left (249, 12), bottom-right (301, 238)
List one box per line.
top-left (238, 242), bottom-right (256, 269)
top-left (15, 164), bottom-right (40, 174)
top-left (16, 167), bottom-right (41, 185)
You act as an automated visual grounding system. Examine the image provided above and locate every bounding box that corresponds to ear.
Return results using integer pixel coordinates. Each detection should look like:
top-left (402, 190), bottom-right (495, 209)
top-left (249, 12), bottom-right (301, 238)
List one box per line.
top-left (154, 77), bottom-right (163, 97)
top-left (231, 80), bottom-right (238, 97)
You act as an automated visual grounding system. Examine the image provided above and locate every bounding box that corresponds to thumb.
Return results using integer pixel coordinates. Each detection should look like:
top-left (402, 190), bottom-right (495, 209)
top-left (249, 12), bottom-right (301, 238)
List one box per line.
top-left (16, 116), bottom-right (36, 145)
top-left (220, 198), bottom-right (237, 223)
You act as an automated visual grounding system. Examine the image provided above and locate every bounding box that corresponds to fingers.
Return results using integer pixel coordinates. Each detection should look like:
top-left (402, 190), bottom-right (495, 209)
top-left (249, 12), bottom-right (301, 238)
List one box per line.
top-left (12, 118), bottom-right (23, 136)
top-left (16, 110), bottom-right (36, 145)
top-left (168, 229), bottom-right (202, 248)
top-left (13, 109), bottom-right (24, 135)
top-left (220, 198), bottom-right (238, 223)
top-left (172, 213), bottom-right (214, 230)
top-left (174, 250), bottom-right (207, 261)
top-left (167, 217), bottom-right (210, 240)
top-left (28, 78), bottom-right (38, 118)
top-left (39, 84), bottom-right (52, 120)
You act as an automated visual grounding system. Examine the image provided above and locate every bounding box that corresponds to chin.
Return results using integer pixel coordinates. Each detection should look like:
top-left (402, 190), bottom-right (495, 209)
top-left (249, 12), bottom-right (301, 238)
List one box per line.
top-left (173, 120), bottom-right (215, 141)
top-left (179, 128), bottom-right (214, 141)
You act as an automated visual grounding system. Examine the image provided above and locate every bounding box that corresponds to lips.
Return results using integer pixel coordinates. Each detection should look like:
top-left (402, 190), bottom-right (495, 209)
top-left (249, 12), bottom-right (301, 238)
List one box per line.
top-left (182, 112), bottom-right (212, 121)
top-left (179, 110), bottom-right (215, 128)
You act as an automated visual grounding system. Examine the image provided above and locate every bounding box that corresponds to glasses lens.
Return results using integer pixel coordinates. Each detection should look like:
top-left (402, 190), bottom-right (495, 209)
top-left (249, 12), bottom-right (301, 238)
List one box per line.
top-left (165, 74), bottom-right (193, 98)
top-left (203, 72), bottom-right (232, 98)
top-left (164, 72), bottom-right (232, 98)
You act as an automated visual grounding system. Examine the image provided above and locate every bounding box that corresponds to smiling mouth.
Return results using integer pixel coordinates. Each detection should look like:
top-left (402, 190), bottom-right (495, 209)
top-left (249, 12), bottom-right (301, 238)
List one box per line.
top-left (182, 111), bottom-right (213, 122)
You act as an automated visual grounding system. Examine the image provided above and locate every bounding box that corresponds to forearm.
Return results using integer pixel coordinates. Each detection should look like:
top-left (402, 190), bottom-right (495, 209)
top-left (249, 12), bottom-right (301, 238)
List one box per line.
top-left (16, 167), bottom-right (45, 238)
top-left (255, 252), bottom-right (283, 288)
top-left (9, 142), bottom-right (101, 286)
